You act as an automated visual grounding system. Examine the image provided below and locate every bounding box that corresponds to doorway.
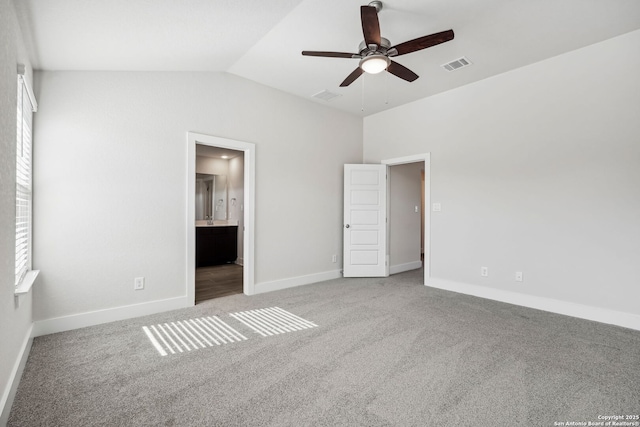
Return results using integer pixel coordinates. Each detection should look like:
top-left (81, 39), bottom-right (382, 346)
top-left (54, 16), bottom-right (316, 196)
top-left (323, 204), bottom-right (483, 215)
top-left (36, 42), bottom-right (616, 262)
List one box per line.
top-left (194, 145), bottom-right (244, 303)
top-left (187, 132), bottom-right (256, 306)
top-left (388, 161), bottom-right (424, 275)
top-left (382, 153), bottom-right (431, 284)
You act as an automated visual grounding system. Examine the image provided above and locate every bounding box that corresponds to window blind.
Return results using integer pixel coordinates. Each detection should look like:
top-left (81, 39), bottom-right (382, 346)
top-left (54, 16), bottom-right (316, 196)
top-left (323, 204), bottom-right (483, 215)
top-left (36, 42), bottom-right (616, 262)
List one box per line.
top-left (15, 78), bottom-right (34, 286)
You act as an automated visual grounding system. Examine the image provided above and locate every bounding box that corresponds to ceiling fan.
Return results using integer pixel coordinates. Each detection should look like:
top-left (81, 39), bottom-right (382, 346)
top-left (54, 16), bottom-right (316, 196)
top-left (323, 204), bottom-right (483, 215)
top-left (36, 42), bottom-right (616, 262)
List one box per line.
top-left (301, 1), bottom-right (454, 87)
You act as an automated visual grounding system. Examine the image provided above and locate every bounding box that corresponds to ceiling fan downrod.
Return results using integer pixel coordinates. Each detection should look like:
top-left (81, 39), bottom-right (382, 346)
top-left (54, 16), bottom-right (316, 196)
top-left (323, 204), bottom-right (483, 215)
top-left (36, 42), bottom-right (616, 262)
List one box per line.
top-left (368, 1), bottom-right (383, 13)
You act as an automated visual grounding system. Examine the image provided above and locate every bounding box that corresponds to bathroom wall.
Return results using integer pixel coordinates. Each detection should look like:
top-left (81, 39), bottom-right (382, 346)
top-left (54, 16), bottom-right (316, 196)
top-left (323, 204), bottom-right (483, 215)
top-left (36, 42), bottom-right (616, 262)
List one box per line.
top-left (195, 155), bottom-right (228, 176)
top-left (228, 154), bottom-right (244, 263)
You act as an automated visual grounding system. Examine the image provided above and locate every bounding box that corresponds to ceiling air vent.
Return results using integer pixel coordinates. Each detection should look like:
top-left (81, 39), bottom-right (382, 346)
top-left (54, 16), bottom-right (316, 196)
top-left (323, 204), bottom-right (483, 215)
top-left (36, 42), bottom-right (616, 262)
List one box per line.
top-left (312, 90), bottom-right (342, 102)
top-left (442, 56), bottom-right (472, 72)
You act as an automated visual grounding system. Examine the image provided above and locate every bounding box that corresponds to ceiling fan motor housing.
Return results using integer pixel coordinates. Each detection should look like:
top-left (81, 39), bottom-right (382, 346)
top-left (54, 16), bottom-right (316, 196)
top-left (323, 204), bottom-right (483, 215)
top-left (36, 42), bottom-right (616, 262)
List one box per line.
top-left (357, 37), bottom-right (397, 58)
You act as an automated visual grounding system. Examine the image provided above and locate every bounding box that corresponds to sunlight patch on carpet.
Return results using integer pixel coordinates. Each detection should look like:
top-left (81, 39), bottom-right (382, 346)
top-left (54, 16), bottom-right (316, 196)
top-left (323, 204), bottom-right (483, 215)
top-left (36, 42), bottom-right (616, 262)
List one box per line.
top-left (143, 316), bottom-right (247, 356)
top-left (229, 306), bottom-right (318, 337)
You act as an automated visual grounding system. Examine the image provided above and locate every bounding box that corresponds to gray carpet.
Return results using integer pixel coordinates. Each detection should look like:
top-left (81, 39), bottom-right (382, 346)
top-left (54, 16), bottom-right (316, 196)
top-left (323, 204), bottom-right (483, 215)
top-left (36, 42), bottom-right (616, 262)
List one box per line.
top-left (8, 269), bottom-right (640, 426)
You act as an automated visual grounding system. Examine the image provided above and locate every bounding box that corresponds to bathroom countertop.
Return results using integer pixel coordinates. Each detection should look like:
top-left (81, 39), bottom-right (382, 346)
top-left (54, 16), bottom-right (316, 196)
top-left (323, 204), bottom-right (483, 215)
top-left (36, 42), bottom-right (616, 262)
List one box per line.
top-left (195, 220), bottom-right (239, 227)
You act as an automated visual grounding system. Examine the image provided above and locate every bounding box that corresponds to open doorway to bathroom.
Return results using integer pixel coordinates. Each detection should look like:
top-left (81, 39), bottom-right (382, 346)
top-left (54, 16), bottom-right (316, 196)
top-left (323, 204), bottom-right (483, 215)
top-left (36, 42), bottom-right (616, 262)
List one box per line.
top-left (187, 132), bottom-right (255, 306)
top-left (194, 145), bottom-right (244, 303)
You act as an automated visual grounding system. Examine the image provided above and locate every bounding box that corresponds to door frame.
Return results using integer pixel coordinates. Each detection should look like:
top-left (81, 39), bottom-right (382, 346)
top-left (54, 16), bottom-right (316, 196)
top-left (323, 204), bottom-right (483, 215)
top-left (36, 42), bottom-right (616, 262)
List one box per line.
top-left (381, 153), bottom-right (431, 284)
top-left (187, 132), bottom-right (256, 304)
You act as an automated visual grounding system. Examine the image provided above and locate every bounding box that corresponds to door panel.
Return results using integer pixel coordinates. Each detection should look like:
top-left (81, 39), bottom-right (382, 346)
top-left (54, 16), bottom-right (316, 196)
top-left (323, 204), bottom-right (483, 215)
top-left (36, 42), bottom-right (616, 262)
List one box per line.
top-left (350, 250), bottom-right (379, 265)
top-left (351, 210), bottom-right (379, 224)
top-left (350, 190), bottom-right (379, 205)
top-left (343, 164), bottom-right (388, 277)
top-left (350, 230), bottom-right (378, 245)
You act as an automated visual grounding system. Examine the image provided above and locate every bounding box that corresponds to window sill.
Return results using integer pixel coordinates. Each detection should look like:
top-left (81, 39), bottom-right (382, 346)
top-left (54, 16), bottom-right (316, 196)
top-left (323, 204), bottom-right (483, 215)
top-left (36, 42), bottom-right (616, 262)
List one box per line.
top-left (15, 270), bottom-right (40, 295)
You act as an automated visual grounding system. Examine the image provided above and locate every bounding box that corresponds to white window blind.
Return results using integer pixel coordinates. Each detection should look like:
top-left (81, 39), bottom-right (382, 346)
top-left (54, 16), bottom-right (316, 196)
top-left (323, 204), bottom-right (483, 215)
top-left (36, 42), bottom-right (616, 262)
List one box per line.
top-left (15, 73), bottom-right (35, 287)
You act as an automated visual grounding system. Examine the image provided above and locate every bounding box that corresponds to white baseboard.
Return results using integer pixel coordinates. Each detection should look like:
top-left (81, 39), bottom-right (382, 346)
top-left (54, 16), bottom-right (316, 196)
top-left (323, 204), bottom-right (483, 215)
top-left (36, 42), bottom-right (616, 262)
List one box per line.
top-left (390, 260), bottom-right (422, 275)
top-left (32, 296), bottom-right (189, 337)
top-left (1, 324), bottom-right (33, 426)
top-left (254, 269), bottom-right (342, 295)
top-left (426, 278), bottom-right (640, 331)
top-left (236, 258), bottom-right (244, 266)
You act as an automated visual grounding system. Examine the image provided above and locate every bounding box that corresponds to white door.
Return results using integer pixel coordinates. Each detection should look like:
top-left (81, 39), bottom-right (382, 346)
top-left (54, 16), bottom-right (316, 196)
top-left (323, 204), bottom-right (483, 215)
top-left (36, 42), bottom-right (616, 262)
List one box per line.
top-left (343, 164), bottom-right (389, 277)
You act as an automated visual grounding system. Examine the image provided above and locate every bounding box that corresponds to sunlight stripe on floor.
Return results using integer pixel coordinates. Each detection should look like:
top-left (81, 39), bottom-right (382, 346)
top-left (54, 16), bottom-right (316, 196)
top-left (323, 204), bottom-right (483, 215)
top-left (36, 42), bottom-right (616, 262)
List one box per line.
top-left (143, 315), bottom-right (247, 356)
top-left (229, 307), bottom-right (318, 337)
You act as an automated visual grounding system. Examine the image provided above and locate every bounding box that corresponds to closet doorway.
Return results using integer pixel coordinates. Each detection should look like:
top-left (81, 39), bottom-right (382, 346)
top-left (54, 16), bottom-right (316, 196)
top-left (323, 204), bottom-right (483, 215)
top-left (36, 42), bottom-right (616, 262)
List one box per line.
top-left (382, 153), bottom-right (431, 283)
top-left (388, 161), bottom-right (425, 275)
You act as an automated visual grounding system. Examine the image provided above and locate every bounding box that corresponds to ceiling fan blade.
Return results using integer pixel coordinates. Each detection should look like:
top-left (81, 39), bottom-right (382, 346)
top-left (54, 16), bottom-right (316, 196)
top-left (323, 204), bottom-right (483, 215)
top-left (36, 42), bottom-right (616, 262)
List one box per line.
top-left (387, 60), bottom-right (419, 82)
top-left (340, 67), bottom-right (365, 87)
top-left (361, 6), bottom-right (381, 46)
top-left (390, 30), bottom-right (454, 56)
top-left (302, 51), bottom-right (359, 58)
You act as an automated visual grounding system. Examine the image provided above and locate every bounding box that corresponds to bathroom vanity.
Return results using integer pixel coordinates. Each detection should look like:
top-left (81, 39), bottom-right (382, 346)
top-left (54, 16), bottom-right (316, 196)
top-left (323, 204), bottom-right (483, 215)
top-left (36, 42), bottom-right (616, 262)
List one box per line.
top-left (195, 220), bottom-right (238, 267)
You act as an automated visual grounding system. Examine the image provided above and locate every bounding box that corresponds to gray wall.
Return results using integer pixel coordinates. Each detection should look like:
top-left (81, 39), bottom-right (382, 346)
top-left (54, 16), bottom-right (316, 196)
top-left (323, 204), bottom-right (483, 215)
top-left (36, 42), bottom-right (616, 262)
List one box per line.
top-left (364, 30), bottom-right (640, 319)
top-left (0, 0), bottom-right (34, 419)
top-left (32, 71), bottom-right (363, 321)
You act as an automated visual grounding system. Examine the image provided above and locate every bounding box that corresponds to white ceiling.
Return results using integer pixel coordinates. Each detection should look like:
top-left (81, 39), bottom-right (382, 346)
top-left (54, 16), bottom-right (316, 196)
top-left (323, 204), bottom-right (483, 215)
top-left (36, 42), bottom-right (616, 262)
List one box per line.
top-left (15, 0), bottom-right (640, 116)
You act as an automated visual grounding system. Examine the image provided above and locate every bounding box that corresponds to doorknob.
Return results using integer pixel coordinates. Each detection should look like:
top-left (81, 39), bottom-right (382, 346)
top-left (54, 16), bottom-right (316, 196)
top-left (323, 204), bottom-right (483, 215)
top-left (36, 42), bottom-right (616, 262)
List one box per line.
top-left (345, 224), bottom-right (350, 228)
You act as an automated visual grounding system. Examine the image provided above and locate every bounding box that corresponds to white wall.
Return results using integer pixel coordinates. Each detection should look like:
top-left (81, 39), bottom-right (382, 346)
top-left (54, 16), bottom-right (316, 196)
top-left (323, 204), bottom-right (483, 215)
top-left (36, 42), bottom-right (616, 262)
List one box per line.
top-left (389, 162), bottom-right (423, 272)
top-left (0, 0), bottom-right (34, 421)
top-left (32, 71), bottom-right (362, 323)
top-left (364, 30), bottom-right (640, 324)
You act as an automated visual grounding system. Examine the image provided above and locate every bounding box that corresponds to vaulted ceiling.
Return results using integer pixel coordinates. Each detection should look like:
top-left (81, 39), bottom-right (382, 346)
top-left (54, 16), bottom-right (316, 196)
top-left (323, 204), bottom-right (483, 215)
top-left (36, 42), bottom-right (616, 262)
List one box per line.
top-left (14, 0), bottom-right (640, 116)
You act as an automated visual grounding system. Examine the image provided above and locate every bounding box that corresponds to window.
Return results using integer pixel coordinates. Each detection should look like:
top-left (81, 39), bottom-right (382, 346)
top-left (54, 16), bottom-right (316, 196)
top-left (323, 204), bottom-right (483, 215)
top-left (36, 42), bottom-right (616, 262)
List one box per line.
top-left (15, 66), bottom-right (37, 289)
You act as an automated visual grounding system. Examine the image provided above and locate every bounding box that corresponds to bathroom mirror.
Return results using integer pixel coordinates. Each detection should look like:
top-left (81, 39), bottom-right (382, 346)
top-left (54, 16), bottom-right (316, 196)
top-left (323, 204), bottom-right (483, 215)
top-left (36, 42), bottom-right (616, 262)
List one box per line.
top-left (195, 173), bottom-right (227, 220)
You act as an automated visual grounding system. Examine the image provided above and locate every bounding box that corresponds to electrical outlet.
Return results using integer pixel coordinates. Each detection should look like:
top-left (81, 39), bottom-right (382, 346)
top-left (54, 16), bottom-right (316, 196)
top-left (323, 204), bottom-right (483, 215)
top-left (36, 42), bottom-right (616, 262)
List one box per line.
top-left (432, 203), bottom-right (442, 212)
top-left (481, 267), bottom-right (489, 277)
top-left (332, 254), bottom-right (337, 263)
top-left (515, 271), bottom-right (523, 282)
top-left (134, 277), bottom-right (145, 290)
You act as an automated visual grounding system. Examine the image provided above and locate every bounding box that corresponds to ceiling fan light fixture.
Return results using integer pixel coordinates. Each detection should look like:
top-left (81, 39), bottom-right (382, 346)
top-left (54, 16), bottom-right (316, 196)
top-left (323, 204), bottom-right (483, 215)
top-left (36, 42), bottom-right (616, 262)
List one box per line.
top-left (301, 3), bottom-right (454, 87)
top-left (359, 54), bottom-right (390, 74)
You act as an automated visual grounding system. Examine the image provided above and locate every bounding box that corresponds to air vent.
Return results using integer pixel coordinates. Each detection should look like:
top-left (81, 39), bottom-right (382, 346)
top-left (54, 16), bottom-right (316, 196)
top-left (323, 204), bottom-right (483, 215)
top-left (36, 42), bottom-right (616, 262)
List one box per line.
top-left (312, 89), bottom-right (342, 102)
top-left (442, 56), bottom-right (472, 72)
